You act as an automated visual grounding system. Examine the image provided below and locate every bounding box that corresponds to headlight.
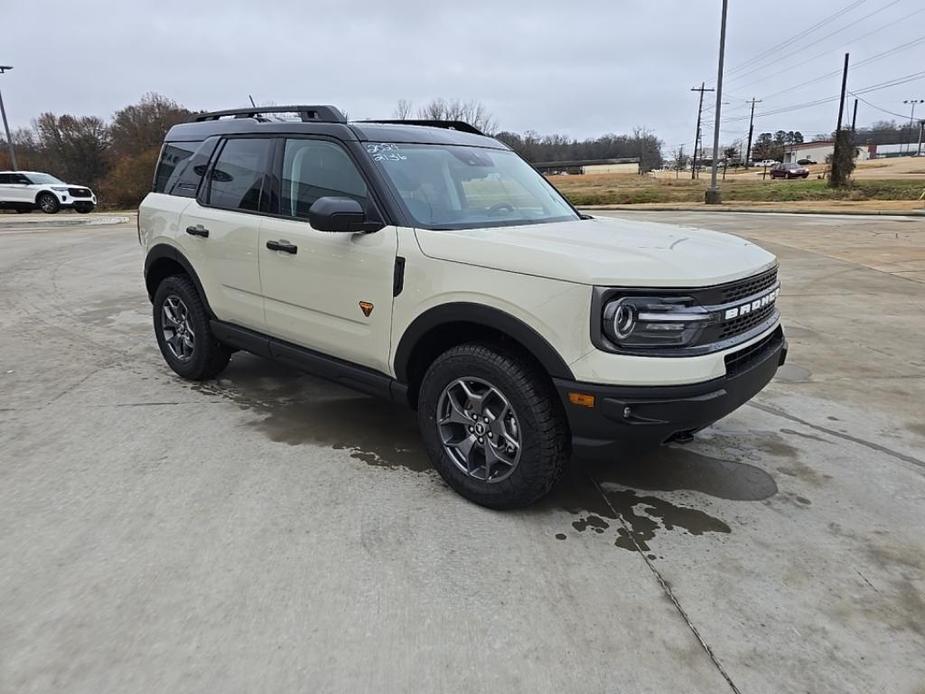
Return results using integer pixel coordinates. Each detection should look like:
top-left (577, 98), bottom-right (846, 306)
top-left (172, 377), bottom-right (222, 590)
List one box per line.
top-left (51, 186), bottom-right (68, 192)
top-left (602, 296), bottom-right (710, 349)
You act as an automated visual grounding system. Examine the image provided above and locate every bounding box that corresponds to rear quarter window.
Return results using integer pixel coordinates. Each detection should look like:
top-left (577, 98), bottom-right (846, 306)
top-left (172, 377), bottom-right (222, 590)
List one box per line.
top-left (153, 138), bottom-right (219, 197)
top-left (154, 142), bottom-right (200, 193)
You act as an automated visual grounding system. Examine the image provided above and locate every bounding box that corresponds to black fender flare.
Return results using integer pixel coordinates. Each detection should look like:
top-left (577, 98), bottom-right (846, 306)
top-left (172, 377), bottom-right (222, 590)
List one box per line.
top-left (393, 302), bottom-right (574, 382)
top-left (143, 244), bottom-right (214, 316)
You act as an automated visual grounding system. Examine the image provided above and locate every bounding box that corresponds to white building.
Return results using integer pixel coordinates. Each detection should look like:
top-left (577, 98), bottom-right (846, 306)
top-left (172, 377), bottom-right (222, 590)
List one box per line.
top-left (781, 140), bottom-right (872, 164)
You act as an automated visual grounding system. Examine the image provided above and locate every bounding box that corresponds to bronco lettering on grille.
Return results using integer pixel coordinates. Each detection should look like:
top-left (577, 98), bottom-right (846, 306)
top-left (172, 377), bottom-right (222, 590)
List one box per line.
top-left (723, 287), bottom-right (780, 320)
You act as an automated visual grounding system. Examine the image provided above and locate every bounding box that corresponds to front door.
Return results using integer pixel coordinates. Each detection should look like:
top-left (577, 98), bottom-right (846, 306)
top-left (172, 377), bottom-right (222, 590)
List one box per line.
top-left (259, 138), bottom-right (397, 374)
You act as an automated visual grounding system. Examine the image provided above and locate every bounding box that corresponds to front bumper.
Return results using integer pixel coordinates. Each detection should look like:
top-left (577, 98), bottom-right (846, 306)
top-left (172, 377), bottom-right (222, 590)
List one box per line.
top-left (554, 326), bottom-right (787, 460)
top-left (59, 195), bottom-right (96, 208)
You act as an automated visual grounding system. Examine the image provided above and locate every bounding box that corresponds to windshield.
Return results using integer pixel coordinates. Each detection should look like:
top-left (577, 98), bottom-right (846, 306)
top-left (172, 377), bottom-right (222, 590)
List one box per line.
top-left (368, 143), bottom-right (579, 229)
top-left (25, 173), bottom-right (64, 185)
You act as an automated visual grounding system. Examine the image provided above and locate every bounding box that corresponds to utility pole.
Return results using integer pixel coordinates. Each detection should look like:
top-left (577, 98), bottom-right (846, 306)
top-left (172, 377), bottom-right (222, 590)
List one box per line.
top-left (903, 99), bottom-right (924, 153)
top-left (706, 0), bottom-right (729, 205)
top-left (851, 98), bottom-right (858, 131)
top-left (690, 82), bottom-right (714, 180)
top-left (836, 53), bottom-right (849, 132)
top-left (917, 119), bottom-right (924, 157)
top-left (831, 53), bottom-right (850, 187)
top-left (0, 65), bottom-right (17, 171)
top-left (744, 97), bottom-right (762, 167)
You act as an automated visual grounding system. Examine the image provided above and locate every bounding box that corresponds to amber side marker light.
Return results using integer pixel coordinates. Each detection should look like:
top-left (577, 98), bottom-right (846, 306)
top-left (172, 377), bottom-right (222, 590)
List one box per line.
top-left (568, 392), bottom-right (596, 408)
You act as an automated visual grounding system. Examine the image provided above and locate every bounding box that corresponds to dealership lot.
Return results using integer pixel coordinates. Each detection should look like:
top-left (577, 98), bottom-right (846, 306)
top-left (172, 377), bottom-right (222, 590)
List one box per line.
top-left (1, 211), bottom-right (923, 693)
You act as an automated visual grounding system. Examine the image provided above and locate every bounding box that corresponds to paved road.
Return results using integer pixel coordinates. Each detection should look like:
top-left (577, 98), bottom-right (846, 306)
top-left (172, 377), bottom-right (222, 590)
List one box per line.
top-left (1, 211), bottom-right (923, 693)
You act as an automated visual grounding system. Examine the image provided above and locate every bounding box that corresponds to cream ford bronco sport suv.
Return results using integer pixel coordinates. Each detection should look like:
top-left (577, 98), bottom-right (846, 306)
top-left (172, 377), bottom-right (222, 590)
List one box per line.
top-left (139, 105), bottom-right (786, 508)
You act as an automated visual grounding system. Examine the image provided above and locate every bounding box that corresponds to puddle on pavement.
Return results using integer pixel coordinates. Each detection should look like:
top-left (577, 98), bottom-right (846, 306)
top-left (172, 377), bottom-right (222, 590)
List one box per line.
top-left (191, 353), bottom-right (427, 472)
top-left (537, 446), bottom-right (777, 552)
top-left (194, 353), bottom-right (786, 554)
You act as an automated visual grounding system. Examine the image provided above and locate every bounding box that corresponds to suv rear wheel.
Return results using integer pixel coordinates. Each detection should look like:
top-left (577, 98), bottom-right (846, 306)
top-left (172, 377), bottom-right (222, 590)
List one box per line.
top-left (417, 343), bottom-right (570, 508)
top-left (152, 275), bottom-right (231, 380)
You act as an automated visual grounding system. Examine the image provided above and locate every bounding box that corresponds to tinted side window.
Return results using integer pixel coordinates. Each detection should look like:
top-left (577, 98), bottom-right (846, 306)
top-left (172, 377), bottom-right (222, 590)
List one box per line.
top-left (171, 138), bottom-right (219, 198)
top-left (207, 138), bottom-right (271, 212)
top-left (154, 141), bottom-right (200, 193)
top-left (281, 139), bottom-right (367, 219)
top-left (0, 174), bottom-right (11, 184)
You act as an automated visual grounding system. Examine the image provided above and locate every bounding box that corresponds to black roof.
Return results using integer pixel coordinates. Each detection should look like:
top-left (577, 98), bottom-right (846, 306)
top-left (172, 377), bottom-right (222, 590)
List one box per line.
top-left (165, 105), bottom-right (507, 150)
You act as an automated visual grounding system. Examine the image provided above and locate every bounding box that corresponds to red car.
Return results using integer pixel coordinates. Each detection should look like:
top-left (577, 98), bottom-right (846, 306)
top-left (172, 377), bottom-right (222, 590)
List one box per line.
top-left (770, 163), bottom-right (809, 179)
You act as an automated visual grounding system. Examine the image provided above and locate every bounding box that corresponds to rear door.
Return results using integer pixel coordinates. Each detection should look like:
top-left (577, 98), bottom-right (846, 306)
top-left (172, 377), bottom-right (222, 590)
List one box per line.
top-left (258, 137), bottom-right (397, 373)
top-left (178, 137), bottom-right (273, 332)
top-left (2, 173), bottom-right (34, 203)
top-left (0, 173), bottom-right (13, 202)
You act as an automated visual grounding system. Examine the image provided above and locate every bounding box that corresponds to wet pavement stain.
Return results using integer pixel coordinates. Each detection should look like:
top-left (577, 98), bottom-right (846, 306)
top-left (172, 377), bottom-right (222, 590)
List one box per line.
top-left (607, 488), bottom-right (731, 552)
top-left (775, 364), bottom-right (812, 383)
top-left (540, 446), bottom-right (775, 552)
top-left (192, 353), bottom-right (775, 554)
top-left (190, 354), bottom-right (429, 472)
top-left (780, 427), bottom-right (832, 444)
top-left (571, 515), bottom-right (610, 534)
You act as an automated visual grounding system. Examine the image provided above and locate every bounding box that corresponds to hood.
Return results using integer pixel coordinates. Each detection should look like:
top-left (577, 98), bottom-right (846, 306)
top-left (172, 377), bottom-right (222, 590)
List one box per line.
top-left (413, 216), bottom-right (777, 287)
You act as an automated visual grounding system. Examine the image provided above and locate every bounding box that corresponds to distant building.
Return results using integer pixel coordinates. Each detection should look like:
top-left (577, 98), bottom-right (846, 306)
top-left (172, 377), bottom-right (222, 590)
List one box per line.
top-left (866, 142), bottom-right (925, 158)
top-left (781, 140), bottom-right (876, 164)
top-left (533, 158), bottom-right (640, 176)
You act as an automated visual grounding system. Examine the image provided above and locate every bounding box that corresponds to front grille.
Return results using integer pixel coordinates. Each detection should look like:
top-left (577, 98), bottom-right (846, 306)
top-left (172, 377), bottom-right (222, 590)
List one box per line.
top-left (724, 326), bottom-right (783, 377)
top-left (720, 267), bottom-right (778, 304)
top-left (68, 187), bottom-right (92, 198)
top-left (720, 302), bottom-right (776, 339)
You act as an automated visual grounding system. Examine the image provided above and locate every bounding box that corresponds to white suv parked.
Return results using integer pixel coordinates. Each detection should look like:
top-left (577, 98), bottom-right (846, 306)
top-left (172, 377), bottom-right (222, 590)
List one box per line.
top-left (0, 170), bottom-right (96, 214)
top-left (139, 105), bottom-right (787, 508)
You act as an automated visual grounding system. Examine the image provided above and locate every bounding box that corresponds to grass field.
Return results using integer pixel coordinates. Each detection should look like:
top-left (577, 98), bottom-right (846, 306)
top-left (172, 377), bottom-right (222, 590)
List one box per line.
top-left (550, 173), bottom-right (925, 206)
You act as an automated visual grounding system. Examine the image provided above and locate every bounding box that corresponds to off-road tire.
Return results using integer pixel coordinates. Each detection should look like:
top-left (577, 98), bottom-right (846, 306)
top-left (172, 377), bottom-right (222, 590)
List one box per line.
top-left (37, 192), bottom-right (60, 214)
top-left (418, 342), bottom-right (570, 509)
top-left (152, 275), bottom-right (231, 380)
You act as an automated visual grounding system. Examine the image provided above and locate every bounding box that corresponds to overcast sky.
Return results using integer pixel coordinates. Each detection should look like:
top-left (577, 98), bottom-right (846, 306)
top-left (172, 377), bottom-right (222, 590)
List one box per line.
top-left (4, 0), bottom-right (924, 152)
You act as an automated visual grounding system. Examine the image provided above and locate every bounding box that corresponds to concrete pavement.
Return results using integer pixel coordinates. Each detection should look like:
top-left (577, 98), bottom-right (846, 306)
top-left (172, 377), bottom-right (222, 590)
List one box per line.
top-left (1, 211), bottom-right (923, 693)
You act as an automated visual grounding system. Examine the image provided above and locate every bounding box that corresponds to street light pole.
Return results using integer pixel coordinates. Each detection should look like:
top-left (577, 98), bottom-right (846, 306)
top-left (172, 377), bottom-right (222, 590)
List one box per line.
top-left (705, 0), bottom-right (729, 205)
top-left (0, 65), bottom-right (17, 171)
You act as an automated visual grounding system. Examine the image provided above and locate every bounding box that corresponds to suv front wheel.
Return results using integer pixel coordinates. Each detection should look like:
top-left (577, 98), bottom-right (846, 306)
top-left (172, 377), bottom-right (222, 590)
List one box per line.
top-left (152, 275), bottom-right (231, 380)
top-left (417, 343), bottom-right (570, 509)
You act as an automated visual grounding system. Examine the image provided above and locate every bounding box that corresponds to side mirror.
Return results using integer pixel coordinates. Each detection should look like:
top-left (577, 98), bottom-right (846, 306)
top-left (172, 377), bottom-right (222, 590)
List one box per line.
top-left (308, 196), bottom-right (384, 233)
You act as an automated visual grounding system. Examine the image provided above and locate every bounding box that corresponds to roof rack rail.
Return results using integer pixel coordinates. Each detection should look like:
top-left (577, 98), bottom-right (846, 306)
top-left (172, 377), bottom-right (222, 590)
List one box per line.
top-left (189, 105), bottom-right (347, 123)
top-left (358, 119), bottom-right (484, 135)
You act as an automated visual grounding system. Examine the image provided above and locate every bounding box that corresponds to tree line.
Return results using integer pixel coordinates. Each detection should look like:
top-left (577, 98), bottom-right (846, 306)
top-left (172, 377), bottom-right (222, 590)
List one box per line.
top-left (392, 99), bottom-right (664, 170)
top-left (0, 94), bottom-right (669, 209)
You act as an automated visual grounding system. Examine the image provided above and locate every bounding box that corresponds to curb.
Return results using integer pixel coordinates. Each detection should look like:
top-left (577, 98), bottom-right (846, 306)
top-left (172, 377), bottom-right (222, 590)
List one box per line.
top-left (0, 215), bottom-right (130, 229)
top-left (579, 205), bottom-right (925, 217)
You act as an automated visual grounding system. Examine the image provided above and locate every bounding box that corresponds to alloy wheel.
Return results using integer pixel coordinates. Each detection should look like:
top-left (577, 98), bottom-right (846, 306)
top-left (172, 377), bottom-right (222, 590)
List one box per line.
top-left (161, 295), bottom-right (196, 361)
top-left (436, 377), bottom-right (522, 483)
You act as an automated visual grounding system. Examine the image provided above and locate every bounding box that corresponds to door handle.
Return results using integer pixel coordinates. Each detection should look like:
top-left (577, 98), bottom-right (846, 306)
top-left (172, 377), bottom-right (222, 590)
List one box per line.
top-left (185, 225), bottom-right (209, 238)
top-left (266, 240), bottom-right (298, 254)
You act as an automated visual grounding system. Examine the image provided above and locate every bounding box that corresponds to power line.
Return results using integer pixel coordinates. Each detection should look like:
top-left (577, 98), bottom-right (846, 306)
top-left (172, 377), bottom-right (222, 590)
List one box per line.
top-left (726, 0), bottom-right (868, 75)
top-left (728, 5), bottom-right (925, 89)
top-left (723, 70), bottom-right (925, 122)
top-left (756, 36), bottom-right (925, 103)
top-left (728, 0), bottom-right (905, 87)
top-left (850, 93), bottom-right (912, 119)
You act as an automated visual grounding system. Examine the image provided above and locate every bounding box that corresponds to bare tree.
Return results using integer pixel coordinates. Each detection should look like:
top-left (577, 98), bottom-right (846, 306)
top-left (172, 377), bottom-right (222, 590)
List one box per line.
top-left (33, 113), bottom-right (110, 187)
top-left (393, 99), bottom-right (414, 120)
top-left (109, 93), bottom-right (191, 158)
top-left (415, 98), bottom-right (496, 133)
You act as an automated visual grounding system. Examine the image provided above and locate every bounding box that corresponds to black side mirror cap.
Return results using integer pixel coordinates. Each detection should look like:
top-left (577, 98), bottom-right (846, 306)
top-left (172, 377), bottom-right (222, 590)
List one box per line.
top-left (308, 196), bottom-right (384, 233)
